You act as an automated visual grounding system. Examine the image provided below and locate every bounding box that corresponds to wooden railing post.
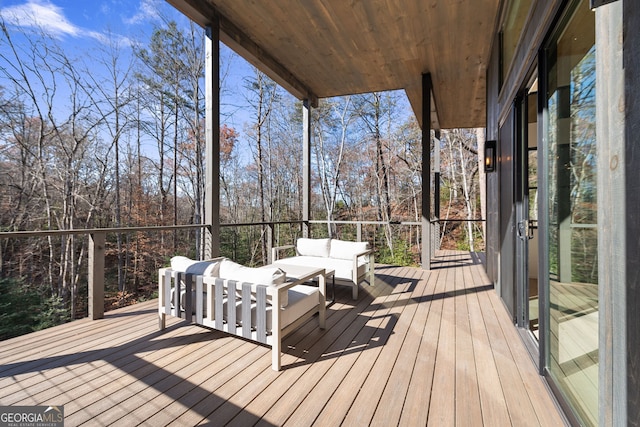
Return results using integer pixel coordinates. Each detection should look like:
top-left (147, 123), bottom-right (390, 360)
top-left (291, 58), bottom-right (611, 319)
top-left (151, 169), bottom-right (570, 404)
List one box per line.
top-left (89, 232), bottom-right (105, 320)
top-left (267, 222), bottom-right (274, 264)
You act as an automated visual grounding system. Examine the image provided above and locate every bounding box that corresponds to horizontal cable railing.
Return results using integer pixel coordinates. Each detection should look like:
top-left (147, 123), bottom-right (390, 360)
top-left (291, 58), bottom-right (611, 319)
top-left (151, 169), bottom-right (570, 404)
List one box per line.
top-left (0, 218), bottom-right (484, 324)
top-left (0, 224), bottom-right (208, 238)
top-left (0, 224), bottom-right (211, 321)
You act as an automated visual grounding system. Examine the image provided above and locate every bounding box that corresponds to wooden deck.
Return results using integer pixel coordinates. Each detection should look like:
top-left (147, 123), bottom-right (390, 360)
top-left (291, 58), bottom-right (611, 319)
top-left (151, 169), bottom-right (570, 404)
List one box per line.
top-left (0, 251), bottom-right (566, 426)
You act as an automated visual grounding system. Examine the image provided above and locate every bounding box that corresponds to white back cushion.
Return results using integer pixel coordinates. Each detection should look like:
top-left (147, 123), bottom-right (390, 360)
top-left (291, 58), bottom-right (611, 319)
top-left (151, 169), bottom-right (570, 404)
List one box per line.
top-left (329, 240), bottom-right (369, 260)
top-left (219, 259), bottom-right (288, 306)
top-left (170, 256), bottom-right (221, 276)
top-left (296, 238), bottom-right (331, 258)
top-left (218, 259), bottom-right (286, 286)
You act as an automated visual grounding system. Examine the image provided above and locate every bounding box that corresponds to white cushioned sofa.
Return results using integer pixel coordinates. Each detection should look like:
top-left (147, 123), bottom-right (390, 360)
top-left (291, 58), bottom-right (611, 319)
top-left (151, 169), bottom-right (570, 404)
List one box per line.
top-left (158, 256), bottom-right (326, 371)
top-left (271, 238), bottom-right (375, 300)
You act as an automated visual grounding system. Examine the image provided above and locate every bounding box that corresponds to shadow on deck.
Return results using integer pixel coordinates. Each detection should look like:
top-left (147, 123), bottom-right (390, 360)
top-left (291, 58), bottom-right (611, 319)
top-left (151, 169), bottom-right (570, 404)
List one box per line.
top-left (0, 250), bottom-right (566, 426)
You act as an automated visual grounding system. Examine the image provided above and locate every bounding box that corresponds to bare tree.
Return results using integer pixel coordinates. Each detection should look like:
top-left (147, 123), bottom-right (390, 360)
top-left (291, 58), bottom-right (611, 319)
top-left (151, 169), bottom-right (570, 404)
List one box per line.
top-left (440, 129), bottom-right (480, 250)
top-left (392, 116), bottom-right (424, 256)
top-left (136, 24), bottom-right (184, 255)
top-left (354, 92), bottom-right (396, 251)
top-left (313, 97), bottom-right (353, 237)
top-left (182, 22), bottom-right (206, 258)
top-left (87, 31), bottom-right (136, 292)
top-left (476, 128), bottom-right (487, 241)
top-left (244, 69), bottom-right (278, 264)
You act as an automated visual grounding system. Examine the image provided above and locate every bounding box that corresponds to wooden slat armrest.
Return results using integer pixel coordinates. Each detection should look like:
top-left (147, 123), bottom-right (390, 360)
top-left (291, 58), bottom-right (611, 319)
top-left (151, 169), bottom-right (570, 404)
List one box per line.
top-left (190, 268), bottom-right (326, 371)
top-left (351, 249), bottom-right (374, 272)
top-left (272, 244), bottom-right (295, 251)
top-left (268, 276), bottom-right (310, 294)
top-left (353, 248), bottom-right (374, 259)
top-left (158, 267), bottom-right (177, 278)
top-left (202, 275), bottom-right (307, 294)
top-left (158, 267), bottom-right (200, 326)
top-left (352, 248), bottom-right (374, 270)
top-left (352, 249), bottom-right (375, 295)
top-left (271, 244), bottom-right (295, 261)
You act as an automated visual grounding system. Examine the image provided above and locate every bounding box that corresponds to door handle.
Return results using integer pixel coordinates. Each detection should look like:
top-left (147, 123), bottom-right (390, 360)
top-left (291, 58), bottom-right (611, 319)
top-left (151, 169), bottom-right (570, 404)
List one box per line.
top-left (517, 220), bottom-right (526, 240)
top-left (517, 220), bottom-right (534, 240)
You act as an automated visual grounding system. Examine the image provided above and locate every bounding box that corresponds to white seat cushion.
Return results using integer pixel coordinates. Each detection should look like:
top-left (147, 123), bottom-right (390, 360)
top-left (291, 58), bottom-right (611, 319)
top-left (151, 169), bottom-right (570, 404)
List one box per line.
top-left (281, 285), bottom-right (320, 328)
top-left (275, 256), bottom-right (366, 283)
top-left (329, 239), bottom-right (369, 260)
top-left (233, 284), bottom-right (319, 331)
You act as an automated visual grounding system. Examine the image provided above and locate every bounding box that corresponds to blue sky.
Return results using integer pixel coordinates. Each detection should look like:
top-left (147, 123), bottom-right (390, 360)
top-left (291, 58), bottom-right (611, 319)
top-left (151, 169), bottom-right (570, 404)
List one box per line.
top-left (0, 0), bottom-right (414, 161)
top-left (0, 0), bottom-right (173, 45)
top-left (0, 0), bottom-right (250, 95)
top-left (0, 0), bottom-right (258, 149)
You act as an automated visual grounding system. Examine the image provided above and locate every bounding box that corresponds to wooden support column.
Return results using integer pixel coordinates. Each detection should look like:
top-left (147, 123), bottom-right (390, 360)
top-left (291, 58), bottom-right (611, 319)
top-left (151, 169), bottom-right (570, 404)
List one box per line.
top-left (88, 232), bottom-right (105, 320)
top-left (421, 73), bottom-right (432, 270)
top-left (303, 99), bottom-right (311, 237)
top-left (205, 19), bottom-right (221, 258)
top-left (597, 2), bottom-right (624, 425)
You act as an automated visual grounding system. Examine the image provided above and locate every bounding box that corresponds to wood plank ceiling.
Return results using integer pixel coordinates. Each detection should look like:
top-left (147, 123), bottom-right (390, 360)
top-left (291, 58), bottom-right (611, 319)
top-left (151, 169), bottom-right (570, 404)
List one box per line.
top-left (166, 0), bottom-right (501, 129)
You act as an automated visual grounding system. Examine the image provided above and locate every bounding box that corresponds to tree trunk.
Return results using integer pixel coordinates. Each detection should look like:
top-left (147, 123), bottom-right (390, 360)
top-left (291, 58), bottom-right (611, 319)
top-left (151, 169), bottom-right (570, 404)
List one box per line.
top-left (458, 141), bottom-right (475, 251)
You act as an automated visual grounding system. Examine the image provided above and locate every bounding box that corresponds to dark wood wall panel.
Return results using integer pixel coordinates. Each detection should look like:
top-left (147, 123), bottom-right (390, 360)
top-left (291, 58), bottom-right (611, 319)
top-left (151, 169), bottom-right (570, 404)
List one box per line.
top-left (485, 31), bottom-right (501, 284)
top-left (625, 1), bottom-right (640, 424)
top-left (498, 109), bottom-right (516, 319)
top-left (497, 0), bottom-right (563, 124)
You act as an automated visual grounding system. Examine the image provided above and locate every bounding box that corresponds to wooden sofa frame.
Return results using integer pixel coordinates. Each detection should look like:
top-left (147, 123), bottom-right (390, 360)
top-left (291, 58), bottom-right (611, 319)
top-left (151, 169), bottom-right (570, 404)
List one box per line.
top-left (158, 266), bottom-right (326, 370)
top-left (272, 240), bottom-right (375, 299)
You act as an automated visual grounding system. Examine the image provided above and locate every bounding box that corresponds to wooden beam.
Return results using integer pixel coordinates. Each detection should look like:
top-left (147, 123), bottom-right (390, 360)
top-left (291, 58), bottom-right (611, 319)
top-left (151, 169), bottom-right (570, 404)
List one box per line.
top-left (219, 17), bottom-right (319, 108)
top-left (165, 0), bottom-right (212, 27)
top-left (166, 0), bottom-right (318, 107)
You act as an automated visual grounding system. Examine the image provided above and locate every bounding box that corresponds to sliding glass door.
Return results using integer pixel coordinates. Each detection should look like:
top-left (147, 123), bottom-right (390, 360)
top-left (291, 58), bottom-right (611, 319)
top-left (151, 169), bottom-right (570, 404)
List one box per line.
top-left (543, 1), bottom-right (597, 425)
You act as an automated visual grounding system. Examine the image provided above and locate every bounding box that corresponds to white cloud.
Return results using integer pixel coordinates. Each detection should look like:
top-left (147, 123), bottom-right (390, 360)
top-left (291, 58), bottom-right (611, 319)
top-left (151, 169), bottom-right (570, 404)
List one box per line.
top-left (99, 3), bottom-right (111, 16)
top-left (0, 0), bottom-right (80, 37)
top-left (123, 0), bottom-right (161, 25)
top-left (0, 0), bottom-right (131, 46)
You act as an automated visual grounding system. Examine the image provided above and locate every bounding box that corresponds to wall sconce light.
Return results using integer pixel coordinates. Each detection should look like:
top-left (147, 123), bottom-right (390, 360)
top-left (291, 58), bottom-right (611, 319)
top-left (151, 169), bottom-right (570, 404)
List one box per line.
top-left (484, 140), bottom-right (497, 173)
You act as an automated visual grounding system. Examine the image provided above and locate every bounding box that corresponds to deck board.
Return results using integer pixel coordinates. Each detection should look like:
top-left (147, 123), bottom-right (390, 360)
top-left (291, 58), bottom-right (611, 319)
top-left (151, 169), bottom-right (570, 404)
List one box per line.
top-left (398, 267), bottom-right (443, 427)
top-left (427, 254), bottom-right (457, 426)
top-left (288, 266), bottom-right (411, 427)
top-left (454, 253), bottom-right (483, 427)
top-left (341, 267), bottom-right (423, 426)
top-left (0, 251), bottom-right (567, 426)
top-left (369, 268), bottom-right (430, 426)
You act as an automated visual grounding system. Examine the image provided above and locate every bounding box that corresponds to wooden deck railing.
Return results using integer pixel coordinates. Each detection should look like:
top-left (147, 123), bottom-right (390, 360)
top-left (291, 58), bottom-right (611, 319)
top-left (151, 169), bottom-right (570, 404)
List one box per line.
top-left (0, 225), bottom-right (207, 320)
top-left (0, 218), bottom-right (483, 321)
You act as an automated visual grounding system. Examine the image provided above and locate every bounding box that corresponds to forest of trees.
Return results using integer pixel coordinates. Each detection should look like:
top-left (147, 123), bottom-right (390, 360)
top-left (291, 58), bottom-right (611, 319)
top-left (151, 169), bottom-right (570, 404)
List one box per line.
top-left (0, 17), bottom-right (484, 338)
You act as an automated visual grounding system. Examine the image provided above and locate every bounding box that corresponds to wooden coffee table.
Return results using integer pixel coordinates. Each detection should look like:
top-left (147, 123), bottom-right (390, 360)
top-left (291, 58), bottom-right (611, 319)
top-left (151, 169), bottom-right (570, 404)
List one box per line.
top-left (271, 262), bottom-right (335, 305)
